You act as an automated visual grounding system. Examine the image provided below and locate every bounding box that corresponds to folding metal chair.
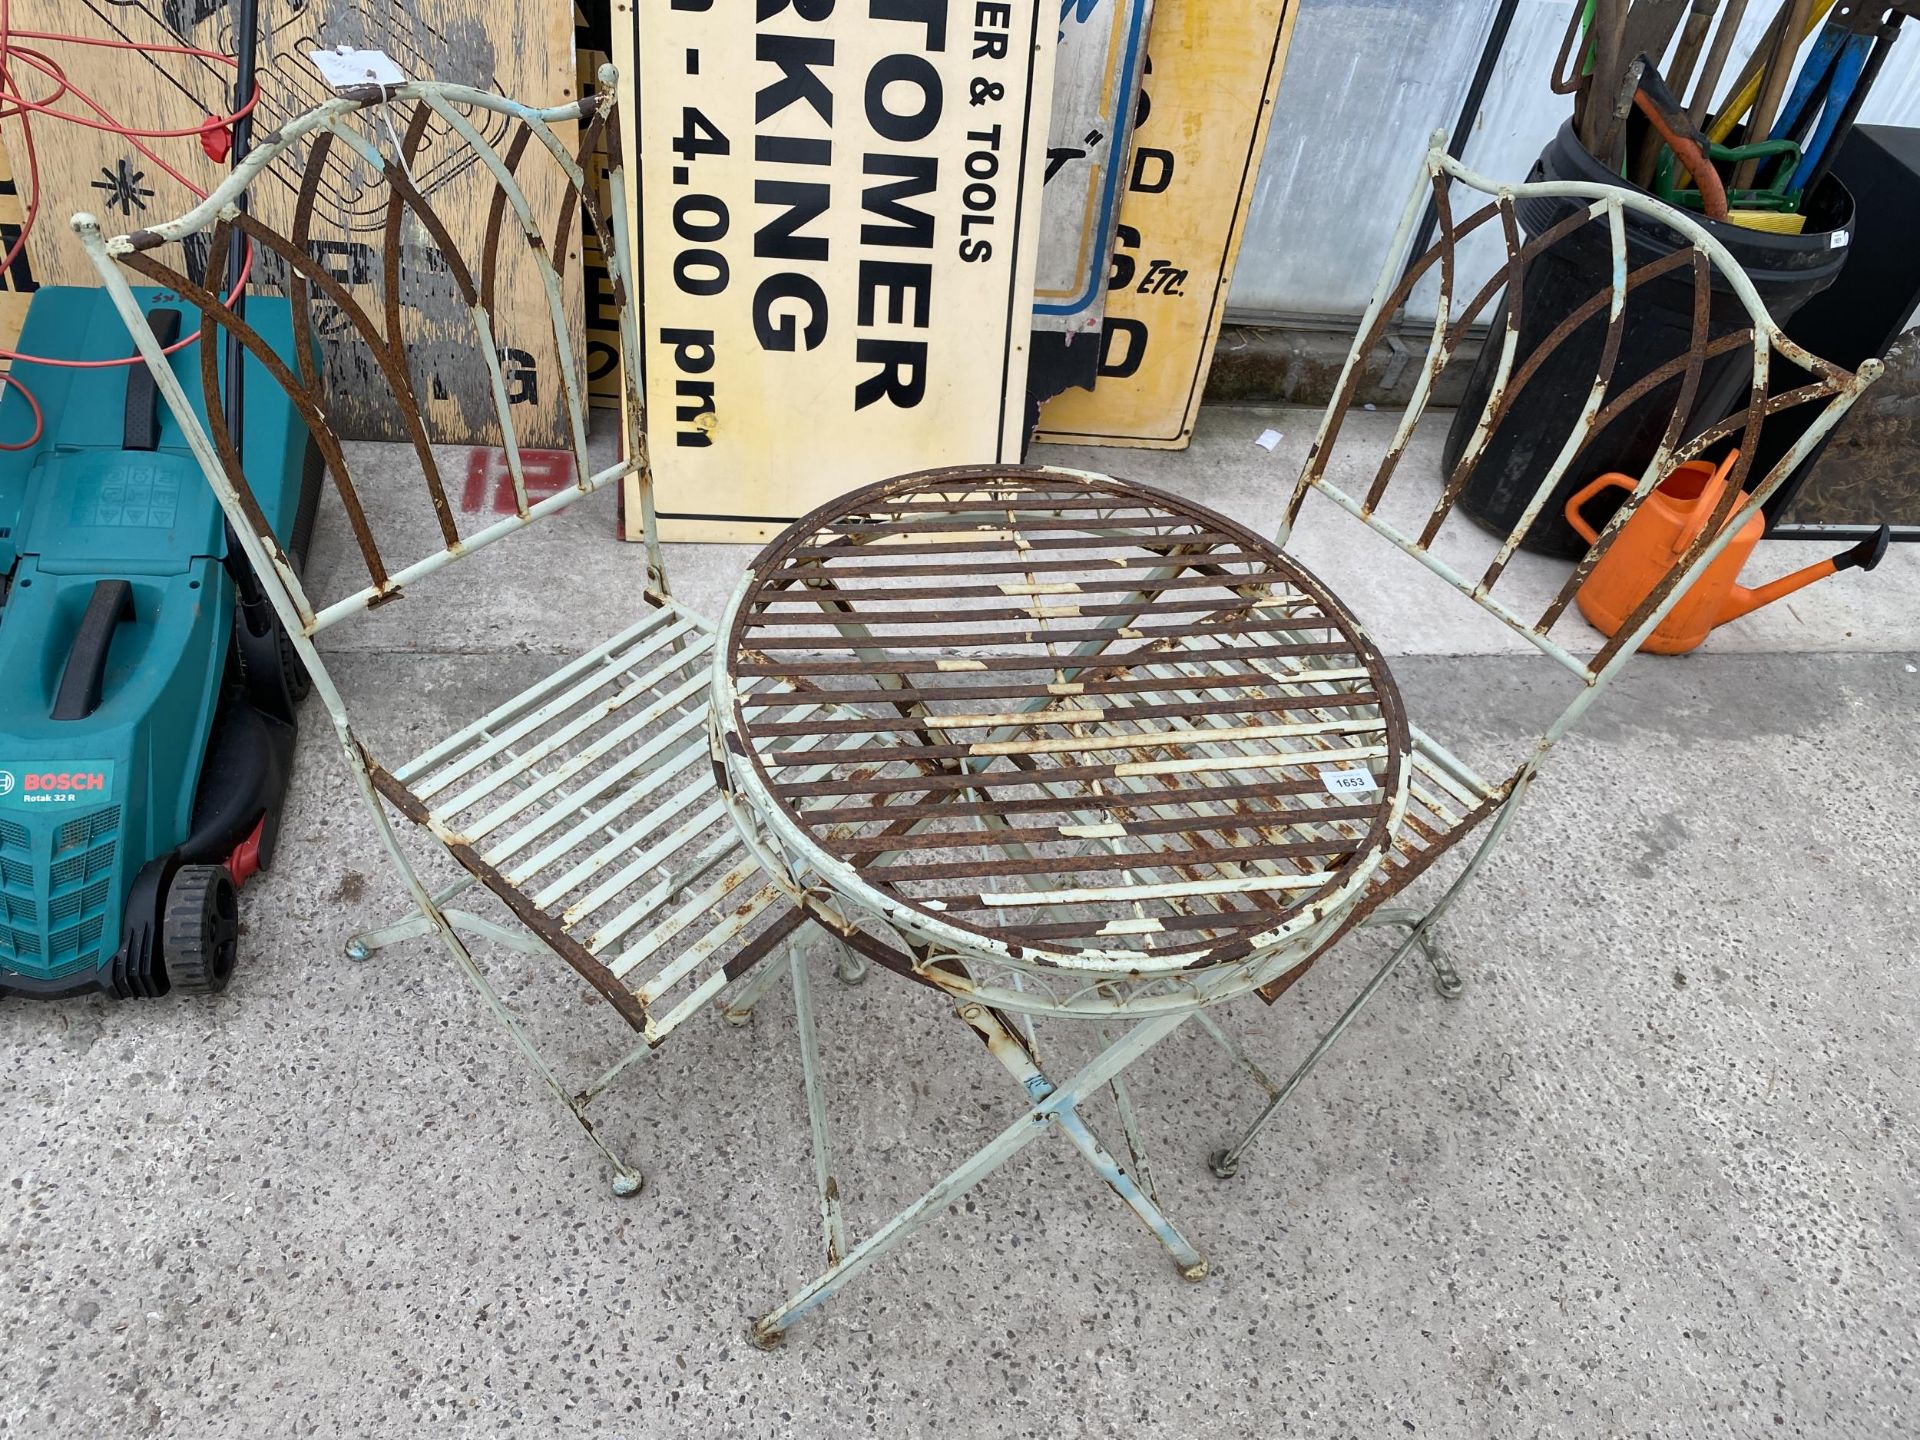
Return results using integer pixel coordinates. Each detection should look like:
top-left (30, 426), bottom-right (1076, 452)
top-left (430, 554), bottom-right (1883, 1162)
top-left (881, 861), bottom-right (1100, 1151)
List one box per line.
top-left (1207, 133), bottom-right (1881, 1177)
top-left (73, 68), bottom-right (858, 1197)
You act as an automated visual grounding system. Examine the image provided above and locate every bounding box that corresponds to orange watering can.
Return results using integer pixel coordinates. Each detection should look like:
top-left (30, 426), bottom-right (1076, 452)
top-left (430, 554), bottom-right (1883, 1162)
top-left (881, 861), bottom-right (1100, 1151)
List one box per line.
top-left (1564, 450), bottom-right (1890, 655)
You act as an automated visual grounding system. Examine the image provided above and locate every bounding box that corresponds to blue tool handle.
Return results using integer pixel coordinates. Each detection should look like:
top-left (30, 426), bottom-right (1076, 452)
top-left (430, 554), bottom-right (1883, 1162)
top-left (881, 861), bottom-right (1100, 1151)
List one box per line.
top-left (1772, 24), bottom-right (1844, 142)
top-left (52, 580), bottom-right (135, 722)
top-left (1789, 33), bottom-right (1873, 190)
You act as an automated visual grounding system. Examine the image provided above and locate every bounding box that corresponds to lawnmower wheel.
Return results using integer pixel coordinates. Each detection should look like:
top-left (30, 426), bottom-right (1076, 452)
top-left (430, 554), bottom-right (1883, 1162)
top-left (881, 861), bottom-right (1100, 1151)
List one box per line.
top-left (277, 622), bottom-right (312, 703)
top-left (163, 864), bottom-right (240, 995)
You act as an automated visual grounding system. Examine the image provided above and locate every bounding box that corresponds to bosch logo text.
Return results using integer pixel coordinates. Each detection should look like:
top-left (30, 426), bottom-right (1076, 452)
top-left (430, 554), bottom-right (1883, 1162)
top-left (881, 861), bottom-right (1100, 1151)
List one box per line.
top-left (24, 773), bottom-right (107, 793)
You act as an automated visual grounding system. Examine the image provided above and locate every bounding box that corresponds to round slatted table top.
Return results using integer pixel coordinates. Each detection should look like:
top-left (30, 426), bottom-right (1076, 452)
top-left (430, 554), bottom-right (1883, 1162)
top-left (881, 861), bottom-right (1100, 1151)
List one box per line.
top-left (712, 465), bottom-right (1410, 990)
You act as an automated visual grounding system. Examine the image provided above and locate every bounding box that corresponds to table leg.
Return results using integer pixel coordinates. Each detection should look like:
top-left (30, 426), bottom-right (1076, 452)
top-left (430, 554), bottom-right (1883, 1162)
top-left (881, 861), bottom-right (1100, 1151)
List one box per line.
top-left (1196, 1009), bottom-right (1280, 1099)
top-left (788, 940), bottom-right (849, 1266)
top-left (1104, 1030), bottom-right (1160, 1204)
top-left (966, 1006), bottom-right (1205, 1280)
top-left (751, 1008), bottom-right (1195, 1347)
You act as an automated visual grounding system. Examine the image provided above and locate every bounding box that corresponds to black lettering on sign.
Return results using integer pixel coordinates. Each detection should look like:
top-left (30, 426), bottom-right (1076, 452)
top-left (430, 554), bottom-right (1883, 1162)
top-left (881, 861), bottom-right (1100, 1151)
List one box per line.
top-left (1138, 259), bottom-right (1187, 296)
top-left (1045, 128), bottom-right (1098, 183)
top-left (857, 259), bottom-right (932, 326)
top-left (864, 54), bottom-right (942, 143)
top-left (758, 0), bottom-right (834, 16)
top-left (757, 34), bottom-right (836, 126)
top-left (673, 108), bottom-right (731, 162)
top-left (871, 0), bottom-right (949, 50)
top-left (585, 256), bottom-right (618, 388)
top-left (1108, 223), bottom-right (1139, 291)
top-left (663, 328), bottom-right (717, 372)
top-left (671, 193), bottom-right (731, 296)
top-left (673, 193), bottom-right (730, 242)
top-left (755, 273), bottom-right (830, 351)
top-left (861, 153), bottom-right (937, 248)
top-left (958, 123), bottom-right (1000, 260)
top-left (855, 337), bottom-right (927, 410)
top-left (1130, 148), bottom-right (1174, 194)
top-left (585, 254), bottom-right (617, 331)
top-left (756, 134), bottom-right (833, 166)
top-left (500, 347), bottom-right (539, 404)
top-left (755, 179), bottom-right (831, 262)
top-left (851, 0), bottom-right (944, 412)
top-left (1098, 318), bottom-right (1146, 379)
top-left (674, 250), bottom-right (728, 295)
top-left (674, 0), bottom-right (716, 9)
top-left (972, 1), bottom-right (1011, 58)
top-left (663, 326), bottom-right (718, 446)
top-left (676, 381), bottom-right (718, 445)
top-left (587, 339), bottom-right (618, 389)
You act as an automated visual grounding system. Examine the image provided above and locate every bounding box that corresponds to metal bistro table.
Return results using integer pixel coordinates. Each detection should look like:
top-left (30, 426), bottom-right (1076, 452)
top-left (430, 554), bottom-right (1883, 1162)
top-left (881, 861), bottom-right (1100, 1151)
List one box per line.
top-left (708, 465), bottom-right (1410, 1344)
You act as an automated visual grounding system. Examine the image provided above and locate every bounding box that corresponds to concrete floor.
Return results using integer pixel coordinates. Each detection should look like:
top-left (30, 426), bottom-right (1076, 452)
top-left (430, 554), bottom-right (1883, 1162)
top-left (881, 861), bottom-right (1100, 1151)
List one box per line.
top-left (4, 404), bottom-right (1917, 1437)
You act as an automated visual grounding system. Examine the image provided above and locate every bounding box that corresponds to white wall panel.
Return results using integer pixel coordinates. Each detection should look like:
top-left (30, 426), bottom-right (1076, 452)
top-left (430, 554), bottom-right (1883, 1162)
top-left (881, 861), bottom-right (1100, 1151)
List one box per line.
top-left (1231, 0), bottom-right (1920, 324)
top-left (1229, 0), bottom-right (1503, 320)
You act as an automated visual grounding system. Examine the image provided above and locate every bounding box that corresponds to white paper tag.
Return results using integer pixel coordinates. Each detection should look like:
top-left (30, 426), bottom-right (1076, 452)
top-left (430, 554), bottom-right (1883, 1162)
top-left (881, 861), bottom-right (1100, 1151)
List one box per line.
top-left (1828, 229), bottom-right (1849, 250)
top-left (1321, 766), bottom-right (1379, 797)
top-left (1254, 427), bottom-right (1283, 451)
top-left (308, 46), bottom-right (407, 90)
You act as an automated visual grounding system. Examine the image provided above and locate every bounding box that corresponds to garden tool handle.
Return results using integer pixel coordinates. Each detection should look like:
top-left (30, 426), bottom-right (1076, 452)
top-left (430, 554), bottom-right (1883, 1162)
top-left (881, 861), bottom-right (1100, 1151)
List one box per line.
top-left (1562, 473), bottom-right (1637, 545)
top-left (1632, 65), bottom-right (1729, 217)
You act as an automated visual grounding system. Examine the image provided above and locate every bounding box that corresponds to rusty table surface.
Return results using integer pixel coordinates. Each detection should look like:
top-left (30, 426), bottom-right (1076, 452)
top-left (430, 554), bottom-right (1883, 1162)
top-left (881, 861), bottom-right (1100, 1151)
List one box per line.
top-left (710, 465), bottom-right (1412, 1012)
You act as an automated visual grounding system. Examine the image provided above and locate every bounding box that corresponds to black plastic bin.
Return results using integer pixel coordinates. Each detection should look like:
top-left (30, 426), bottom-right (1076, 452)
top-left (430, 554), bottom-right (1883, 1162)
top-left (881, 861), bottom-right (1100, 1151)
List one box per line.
top-left (1442, 121), bottom-right (1854, 559)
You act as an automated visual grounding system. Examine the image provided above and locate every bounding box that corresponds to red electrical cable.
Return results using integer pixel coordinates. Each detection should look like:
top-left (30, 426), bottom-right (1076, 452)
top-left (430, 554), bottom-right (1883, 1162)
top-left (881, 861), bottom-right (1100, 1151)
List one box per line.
top-left (0, 0), bottom-right (256, 386)
top-left (0, 371), bottom-right (43, 449)
top-left (0, 45), bottom-right (258, 141)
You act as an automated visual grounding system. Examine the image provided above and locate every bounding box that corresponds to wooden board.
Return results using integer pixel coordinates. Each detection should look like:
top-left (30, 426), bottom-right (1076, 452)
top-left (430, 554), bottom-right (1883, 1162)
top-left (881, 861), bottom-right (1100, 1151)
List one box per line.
top-left (1032, 0), bottom-right (1151, 335)
top-left (1035, 0), bottom-right (1299, 449)
top-left (0, 133), bottom-right (34, 369)
top-left (5, 0), bottom-right (577, 444)
top-left (618, 0), bottom-right (1057, 544)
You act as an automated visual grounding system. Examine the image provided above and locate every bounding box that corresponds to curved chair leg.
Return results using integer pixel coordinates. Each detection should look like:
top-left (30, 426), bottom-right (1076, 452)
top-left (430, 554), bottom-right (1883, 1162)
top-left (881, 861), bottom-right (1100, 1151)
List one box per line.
top-left (829, 936), bottom-right (869, 987)
top-left (721, 947), bottom-right (789, 1026)
top-left (1209, 920), bottom-right (1433, 1180)
top-left (344, 879), bottom-right (554, 966)
top-left (337, 733), bottom-right (644, 1198)
top-left (345, 877), bottom-right (478, 960)
top-left (1209, 777), bottom-right (1535, 1180)
top-left (1365, 906), bottom-right (1464, 998)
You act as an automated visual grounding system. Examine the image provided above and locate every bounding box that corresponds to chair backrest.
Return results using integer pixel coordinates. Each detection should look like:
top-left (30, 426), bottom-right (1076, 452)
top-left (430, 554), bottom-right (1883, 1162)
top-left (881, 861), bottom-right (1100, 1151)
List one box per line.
top-left (70, 66), bottom-right (659, 653)
top-left (1282, 133), bottom-right (1880, 780)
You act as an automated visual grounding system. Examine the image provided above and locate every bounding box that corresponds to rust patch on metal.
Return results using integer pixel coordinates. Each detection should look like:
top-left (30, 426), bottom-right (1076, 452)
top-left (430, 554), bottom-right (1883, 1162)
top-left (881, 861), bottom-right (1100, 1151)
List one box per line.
top-left (721, 466), bottom-right (1410, 977)
top-left (367, 763), bottom-right (653, 1034)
